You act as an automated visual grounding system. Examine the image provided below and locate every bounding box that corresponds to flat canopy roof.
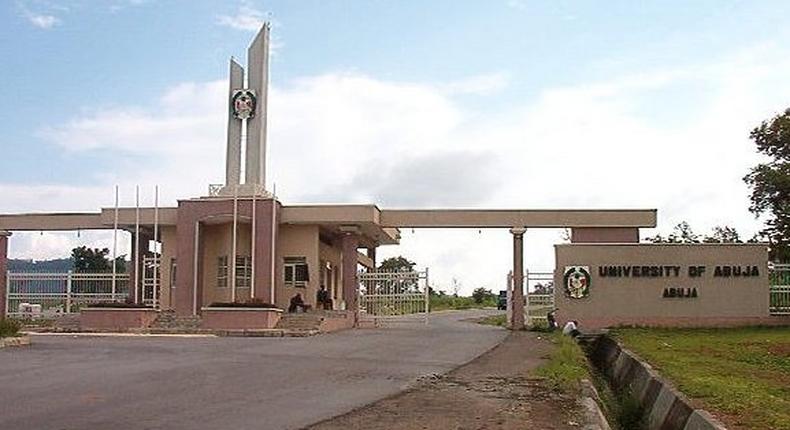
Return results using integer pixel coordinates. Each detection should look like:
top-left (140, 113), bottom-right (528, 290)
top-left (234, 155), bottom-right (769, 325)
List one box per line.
top-left (0, 206), bottom-right (657, 232)
top-left (379, 209), bottom-right (657, 228)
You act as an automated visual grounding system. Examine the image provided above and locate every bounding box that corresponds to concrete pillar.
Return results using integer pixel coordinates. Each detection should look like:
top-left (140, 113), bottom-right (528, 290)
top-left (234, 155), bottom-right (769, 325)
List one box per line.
top-left (340, 231), bottom-right (359, 315)
top-left (245, 24), bottom-right (270, 187)
top-left (252, 199), bottom-right (277, 304)
top-left (225, 59), bottom-right (244, 187)
top-left (509, 227), bottom-right (526, 330)
top-left (366, 247), bottom-right (376, 272)
top-left (0, 231), bottom-right (10, 319)
top-left (129, 231), bottom-right (153, 304)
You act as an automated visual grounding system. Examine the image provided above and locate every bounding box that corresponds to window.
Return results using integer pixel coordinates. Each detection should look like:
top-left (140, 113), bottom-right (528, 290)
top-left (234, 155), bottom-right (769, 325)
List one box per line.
top-left (284, 257), bottom-right (309, 288)
top-left (217, 256), bottom-right (228, 288)
top-left (236, 256), bottom-right (252, 288)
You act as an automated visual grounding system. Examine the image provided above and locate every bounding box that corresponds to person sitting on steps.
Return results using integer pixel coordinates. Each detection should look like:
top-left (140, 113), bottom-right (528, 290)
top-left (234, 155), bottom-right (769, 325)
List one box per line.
top-left (316, 285), bottom-right (333, 310)
top-left (288, 293), bottom-right (312, 313)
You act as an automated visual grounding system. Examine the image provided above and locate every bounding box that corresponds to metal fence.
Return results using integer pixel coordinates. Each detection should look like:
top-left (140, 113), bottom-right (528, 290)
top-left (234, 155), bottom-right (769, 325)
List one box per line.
top-left (6, 272), bottom-right (130, 317)
top-left (525, 271), bottom-right (555, 323)
top-left (770, 263), bottom-right (790, 315)
top-left (358, 269), bottom-right (429, 322)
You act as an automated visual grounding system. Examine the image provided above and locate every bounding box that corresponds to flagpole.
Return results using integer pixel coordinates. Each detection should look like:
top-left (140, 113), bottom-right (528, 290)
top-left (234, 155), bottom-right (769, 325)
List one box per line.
top-left (134, 185), bottom-right (140, 304)
top-left (153, 185), bottom-right (159, 308)
top-left (112, 185), bottom-right (119, 301)
top-left (231, 184), bottom-right (238, 302)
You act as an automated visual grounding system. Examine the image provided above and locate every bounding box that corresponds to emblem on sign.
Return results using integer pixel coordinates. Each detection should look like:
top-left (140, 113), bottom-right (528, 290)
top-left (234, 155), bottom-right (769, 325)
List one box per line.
top-left (231, 89), bottom-right (257, 120)
top-left (563, 266), bottom-right (591, 299)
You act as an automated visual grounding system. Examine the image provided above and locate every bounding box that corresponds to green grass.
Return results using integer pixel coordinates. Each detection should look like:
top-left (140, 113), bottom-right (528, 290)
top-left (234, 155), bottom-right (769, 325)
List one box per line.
top-left (429, 294), bottom-right (496, 311)
top-left (535, 333), bottom-right (590, 391)
top-left (477, 314), bottom-right (507, 327)
top-left (613, 326), bottom-right (790, 430)
top-left (0, 318), bottom-right (22, 338)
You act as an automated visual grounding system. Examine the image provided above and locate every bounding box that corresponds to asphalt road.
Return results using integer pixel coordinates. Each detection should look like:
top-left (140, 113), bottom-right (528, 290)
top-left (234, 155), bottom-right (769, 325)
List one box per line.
top-left (0, 310), bottom-right (507, 430)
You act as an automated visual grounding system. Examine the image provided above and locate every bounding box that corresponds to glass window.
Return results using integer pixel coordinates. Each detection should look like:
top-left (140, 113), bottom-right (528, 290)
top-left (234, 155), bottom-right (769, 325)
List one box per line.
top-left (284, 257), bottom-right (308, 288)
top-left (217, 256), bottom-right (228, 288)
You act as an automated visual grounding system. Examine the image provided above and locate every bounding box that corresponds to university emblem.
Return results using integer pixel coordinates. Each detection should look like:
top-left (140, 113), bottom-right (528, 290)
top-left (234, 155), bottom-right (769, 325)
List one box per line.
top-left (563, 266), bottom-right (591, 299)
top-left (231, 89), bottom-right (257, 120)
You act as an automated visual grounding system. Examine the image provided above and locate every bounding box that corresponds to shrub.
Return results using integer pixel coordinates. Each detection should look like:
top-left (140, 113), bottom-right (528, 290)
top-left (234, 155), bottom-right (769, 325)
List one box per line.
top-left (0, 318), bottom-right (22, 338)
top-left (86, 302), bottom-right (154, 309)
top-left (208, 299), bottom-right (279, 309)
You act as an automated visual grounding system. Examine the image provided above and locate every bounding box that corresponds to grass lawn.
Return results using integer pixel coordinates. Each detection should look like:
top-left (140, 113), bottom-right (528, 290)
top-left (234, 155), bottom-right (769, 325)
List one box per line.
top-left (613, 326), bottom-right (790, 430)
top-left (534, 332), bottom-right (590, 391)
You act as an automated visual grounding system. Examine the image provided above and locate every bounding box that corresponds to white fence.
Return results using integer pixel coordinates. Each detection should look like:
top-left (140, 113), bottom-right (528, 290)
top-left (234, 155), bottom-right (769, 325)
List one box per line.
top-left (6, 272), bottom-right (130, 317)
top-left (770, 263), bottom-right (790, 315)
top-left (358, 269), bottom-right (429, 322)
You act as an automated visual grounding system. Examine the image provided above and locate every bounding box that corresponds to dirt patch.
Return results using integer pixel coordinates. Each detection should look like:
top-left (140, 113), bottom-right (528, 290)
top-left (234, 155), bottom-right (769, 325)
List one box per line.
top-left (306, 331), bottom-right (583, 430)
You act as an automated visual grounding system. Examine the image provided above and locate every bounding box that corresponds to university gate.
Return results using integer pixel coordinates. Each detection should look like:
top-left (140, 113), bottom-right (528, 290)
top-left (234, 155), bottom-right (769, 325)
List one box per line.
top-left (358, 269), bottom-right (430, 324)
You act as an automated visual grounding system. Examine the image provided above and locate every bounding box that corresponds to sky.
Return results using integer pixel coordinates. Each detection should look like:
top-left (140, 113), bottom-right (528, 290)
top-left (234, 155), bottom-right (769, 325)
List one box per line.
top-left (2, 0), bottom-right (790, 294)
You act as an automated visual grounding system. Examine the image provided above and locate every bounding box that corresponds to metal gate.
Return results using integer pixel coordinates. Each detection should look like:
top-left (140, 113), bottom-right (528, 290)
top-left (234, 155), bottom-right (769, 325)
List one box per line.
top-left (358, 269), bottom-right (429, 324)
top-left (141, 255), bottom-right (161, 307)
top-left (6, 272), bottom-right (130, 317)
top-left (770, 263), bottom-right (790, 315)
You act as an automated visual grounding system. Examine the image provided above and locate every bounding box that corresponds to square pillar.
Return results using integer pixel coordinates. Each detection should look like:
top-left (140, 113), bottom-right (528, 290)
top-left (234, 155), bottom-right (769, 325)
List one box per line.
top-left (509, 227), bottom-right (526, 330)
top-left (340, 228), bottom-right (360, 314)
top-left (0, 231), bottom-right (10, 319)
top-left (366, 247), bottom-right (377, 272)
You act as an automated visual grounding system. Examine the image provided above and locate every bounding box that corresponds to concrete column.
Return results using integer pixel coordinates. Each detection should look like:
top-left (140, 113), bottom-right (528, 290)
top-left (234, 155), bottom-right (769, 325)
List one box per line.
top-left (252, 199), bottom-right (277, 303)
top-left (340, 232), bottom-right (359, 315)
top-left (225, 59), bottom-right (244, 186)
top-left (0, 231), bottom-right (10, 319)
top-left (509, 227), bottom-right (526, 330)
top-left (130, 231), bottom-right (153, 304)
top-left (366, 247), bottom-right (376, 272)
top-left (245, 24), bottom-right (270, 187)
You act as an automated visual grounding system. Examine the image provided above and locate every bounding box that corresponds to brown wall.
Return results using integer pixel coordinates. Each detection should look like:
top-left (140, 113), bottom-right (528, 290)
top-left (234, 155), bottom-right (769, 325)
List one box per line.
top-left (571, 227), bottom-right (639, 243)
top-left (555, 244), bottom-right (771, 329)
top-left (0, 233), bottom-right (8, 318)
top-left (158, 226), bottom-right (177, 310)
top-left (174, 199), bottom-right (279, 316)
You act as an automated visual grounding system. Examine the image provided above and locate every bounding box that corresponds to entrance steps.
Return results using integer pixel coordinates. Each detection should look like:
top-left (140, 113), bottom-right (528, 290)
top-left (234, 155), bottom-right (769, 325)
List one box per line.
top-left (146, 310), bottom-right (209, 334)
top-left (274, 310), bottom-right (355, 333)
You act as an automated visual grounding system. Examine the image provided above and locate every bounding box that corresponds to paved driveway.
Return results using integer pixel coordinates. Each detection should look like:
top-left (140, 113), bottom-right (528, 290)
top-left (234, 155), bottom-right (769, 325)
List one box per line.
top-left (0, 310), bottom-right (506, 430)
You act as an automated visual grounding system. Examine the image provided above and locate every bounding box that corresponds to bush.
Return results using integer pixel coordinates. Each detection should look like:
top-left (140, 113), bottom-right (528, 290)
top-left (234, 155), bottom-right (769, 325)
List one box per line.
top-left (208, 299), bottom-right (279, 309)
top-left (86, 302), bottom-right (154, 309)
top-left (0, 318), bottom-right (22, 338)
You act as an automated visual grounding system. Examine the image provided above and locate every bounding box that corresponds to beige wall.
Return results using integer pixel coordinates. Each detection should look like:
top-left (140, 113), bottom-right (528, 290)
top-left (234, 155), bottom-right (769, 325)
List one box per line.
top-left (555, 244), bottom-right (770, 329)
top-left (319, 240), bottom-right (343, 304)
top-left (276, 225), bottom-right (320, 309)
top-left (200, 223), bottom-right (253, 306)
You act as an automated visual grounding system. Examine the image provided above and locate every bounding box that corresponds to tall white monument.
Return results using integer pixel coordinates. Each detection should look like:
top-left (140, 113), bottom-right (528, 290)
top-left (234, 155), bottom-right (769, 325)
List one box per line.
top-left (219, 23), bottom-right (271, 197)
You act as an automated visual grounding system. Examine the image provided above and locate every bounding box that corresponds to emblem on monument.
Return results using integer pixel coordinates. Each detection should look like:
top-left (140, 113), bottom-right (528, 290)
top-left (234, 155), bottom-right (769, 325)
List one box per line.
top-left (231, 89), bottom-right (257, 120)
top-left (563, 266), bottom-right (591, 299)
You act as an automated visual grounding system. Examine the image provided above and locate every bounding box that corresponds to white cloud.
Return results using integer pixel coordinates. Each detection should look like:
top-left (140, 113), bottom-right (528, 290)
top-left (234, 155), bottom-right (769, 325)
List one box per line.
top-left (217, 5), bottom-right (267, 32)
top-left (8, 43), bottom-right (790, 293)
top-left (27, 13), bottom-right (59, 28)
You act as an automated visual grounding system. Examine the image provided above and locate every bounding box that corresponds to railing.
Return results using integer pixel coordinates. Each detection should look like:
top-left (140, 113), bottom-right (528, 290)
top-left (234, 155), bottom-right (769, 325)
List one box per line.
top-left (358, 269), bottom-right (429, 321)
top-left (770, 263), bottom-right (790, 315)
top-left (6, 272), bottom-right (131, 317)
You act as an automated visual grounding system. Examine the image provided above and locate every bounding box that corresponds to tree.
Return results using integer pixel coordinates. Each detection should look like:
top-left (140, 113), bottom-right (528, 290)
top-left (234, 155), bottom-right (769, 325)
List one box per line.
top-left (71, 246), bottom-right (124, 273)
top-left (471, 287), bottom-right (495, 304)
top-left (702, 226), bottom-right (743, 243)
top-left (646, 221), bottom-right (700, 243)
top-left (744, 108), bottom-right (790, 261)
top-left (377, 256), bottom-right (416, 272)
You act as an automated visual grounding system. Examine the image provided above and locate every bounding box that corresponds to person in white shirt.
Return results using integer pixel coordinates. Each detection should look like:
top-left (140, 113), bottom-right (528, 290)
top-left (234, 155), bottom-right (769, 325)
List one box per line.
top-left (562, 320), bottom-right (580, 337)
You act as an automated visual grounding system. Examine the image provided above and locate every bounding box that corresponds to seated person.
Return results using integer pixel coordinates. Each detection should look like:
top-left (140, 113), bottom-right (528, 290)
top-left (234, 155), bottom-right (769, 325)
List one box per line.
top-left (316, 285), bottom-right (333, 310)
top-left (288, 293), bottom-right (312, 313)
top-left (562, 320), bottom-right (580, 337)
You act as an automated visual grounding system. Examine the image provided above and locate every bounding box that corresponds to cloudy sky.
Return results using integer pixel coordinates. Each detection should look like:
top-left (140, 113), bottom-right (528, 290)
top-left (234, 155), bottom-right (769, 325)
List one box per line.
top-left (2, 0), bottom-right (790, 294)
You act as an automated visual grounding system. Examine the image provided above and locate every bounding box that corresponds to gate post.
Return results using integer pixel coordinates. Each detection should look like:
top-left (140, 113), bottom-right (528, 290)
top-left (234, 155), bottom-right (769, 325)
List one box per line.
top-left (0, 231), bottom-right (10, 319)
top-left (509, 227), bottom-right (527, 330)
top-left (66, 270), bottom-right (73, 314)
top-left (339, 226), bottom-right (360, 319)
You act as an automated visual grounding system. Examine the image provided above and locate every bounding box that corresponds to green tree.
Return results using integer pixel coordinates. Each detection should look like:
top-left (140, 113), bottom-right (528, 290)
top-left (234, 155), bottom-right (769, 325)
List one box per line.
top-left (377, 256), bottom-right (416, 272)
top-left (71, 246), bottom-right (124, 273)
top-left (744, 108), bottom-right (790, 261)
top-left (702, 226), bottom-right (743, 243)
top-left (471, 287), bottom-right (494, 304)
top-left (646, 221), bottom-right (700, 243)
